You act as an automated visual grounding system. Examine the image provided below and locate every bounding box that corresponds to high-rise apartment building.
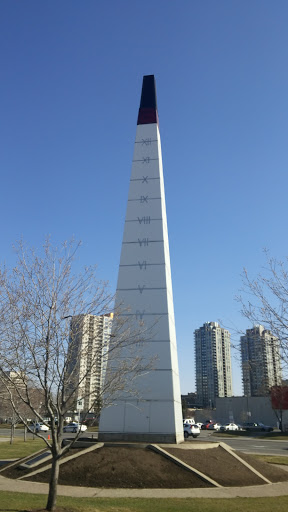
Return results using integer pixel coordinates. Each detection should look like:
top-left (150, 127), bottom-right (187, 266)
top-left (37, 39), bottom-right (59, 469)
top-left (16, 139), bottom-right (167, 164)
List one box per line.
top-left (67, 313), bottom-right (113, 413)
top-left (241, 325), bottom-right (282, 397)
top-left (195, 322), bottom-right (233, 408)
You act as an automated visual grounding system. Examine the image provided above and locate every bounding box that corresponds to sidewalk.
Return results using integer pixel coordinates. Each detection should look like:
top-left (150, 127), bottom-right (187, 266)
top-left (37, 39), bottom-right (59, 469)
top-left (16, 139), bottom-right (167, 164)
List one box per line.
top-left (0, 473), bottom-right (288, 498)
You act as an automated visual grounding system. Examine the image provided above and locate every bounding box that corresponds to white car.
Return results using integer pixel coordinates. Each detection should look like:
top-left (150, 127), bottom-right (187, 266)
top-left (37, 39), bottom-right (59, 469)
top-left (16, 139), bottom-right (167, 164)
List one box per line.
top-left (63, 422), bottom-right (87, 433)
top-left (183, 418), bottom-right (195, 425)
top-left (30, 423), bottom-right (49, 433)
top-left (220, 422), bottom-right (239, 432)
top-left (184, 423), bottom-right (200, 439)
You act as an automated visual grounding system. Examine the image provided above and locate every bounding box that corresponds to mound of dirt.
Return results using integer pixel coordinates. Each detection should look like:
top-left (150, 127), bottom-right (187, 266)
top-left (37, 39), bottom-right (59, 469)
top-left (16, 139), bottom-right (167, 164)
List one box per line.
top-left (23, 445), bottom-right (212, 489)
top-left (166, 446), bottom-right (288, 487)
top-left (12, 443), bottom-right (288, 489)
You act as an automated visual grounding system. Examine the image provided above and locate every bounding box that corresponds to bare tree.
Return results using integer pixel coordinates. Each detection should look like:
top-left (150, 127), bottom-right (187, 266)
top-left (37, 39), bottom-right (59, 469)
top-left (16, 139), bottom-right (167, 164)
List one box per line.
top-left (0, 239), bottom-right (152, 512)
top-left (237, 250), bottom-right (288, 377)
top-left (0, 372), bottom-right (40, 442)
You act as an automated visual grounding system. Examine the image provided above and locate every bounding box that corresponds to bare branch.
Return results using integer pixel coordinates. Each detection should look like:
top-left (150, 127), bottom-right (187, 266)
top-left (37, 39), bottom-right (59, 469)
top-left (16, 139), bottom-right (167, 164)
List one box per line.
top-left (237, 251), bottom-right (288, 380)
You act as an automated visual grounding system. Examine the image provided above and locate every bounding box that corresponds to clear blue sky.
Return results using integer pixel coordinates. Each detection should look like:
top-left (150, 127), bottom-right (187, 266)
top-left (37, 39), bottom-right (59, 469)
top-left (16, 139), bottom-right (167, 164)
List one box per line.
top-left (1, 1), bottom-right (288, 396)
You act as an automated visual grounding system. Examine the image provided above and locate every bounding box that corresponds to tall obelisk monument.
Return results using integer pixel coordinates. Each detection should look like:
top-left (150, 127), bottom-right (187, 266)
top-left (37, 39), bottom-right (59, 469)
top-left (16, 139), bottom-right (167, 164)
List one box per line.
top-left (99, 75), bottom-right (183, 443)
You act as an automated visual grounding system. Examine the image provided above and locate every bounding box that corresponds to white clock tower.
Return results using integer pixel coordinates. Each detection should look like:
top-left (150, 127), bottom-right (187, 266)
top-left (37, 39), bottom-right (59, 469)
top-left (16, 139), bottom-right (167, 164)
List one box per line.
top-left (99, 75), bottom-right (183, 443)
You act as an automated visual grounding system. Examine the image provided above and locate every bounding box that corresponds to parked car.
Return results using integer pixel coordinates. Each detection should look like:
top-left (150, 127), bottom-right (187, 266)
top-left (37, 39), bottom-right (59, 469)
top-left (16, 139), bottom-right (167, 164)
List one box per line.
top-left (201, 421), bottom-right (214, 430)
top-left (30, 423), bottom-right (49, 433)
top-left (184, 423), bottom-right (201, 439)
top-left (63, 422), bottom-right (88, 433)
top-left (207, 422), bottom-right (222, 430)
top-left (195, 422), bottom-right (203, 429)
top-left (220, 422), bottom-right (239, 432)
top-left (183, 418), bottom-right (195, 425)
top-left (242, 422), bottom-right (273, 432)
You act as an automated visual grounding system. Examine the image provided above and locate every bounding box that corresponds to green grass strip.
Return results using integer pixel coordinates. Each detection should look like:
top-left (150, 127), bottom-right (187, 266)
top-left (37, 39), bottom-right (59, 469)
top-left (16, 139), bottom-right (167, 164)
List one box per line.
top-left (1, 492), bottom-right (288, 512)
top-left (255, 454), bottom-right (288, 465)
top-left (0, 438), bottom-right (46, 458)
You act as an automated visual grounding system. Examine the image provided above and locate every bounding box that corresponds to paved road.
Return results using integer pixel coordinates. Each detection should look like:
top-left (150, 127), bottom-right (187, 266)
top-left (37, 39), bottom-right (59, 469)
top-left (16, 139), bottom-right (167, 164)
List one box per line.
top-left (192, 430), bottom-right (288, 456)
top-left (219, 437), bottom-right (288, 456)
top-left (0, 428), bottom-right (51, 439)
top-left (0, 428), bottom-right (94, 439)
top-left (1, 428), bottom-right (287, 457)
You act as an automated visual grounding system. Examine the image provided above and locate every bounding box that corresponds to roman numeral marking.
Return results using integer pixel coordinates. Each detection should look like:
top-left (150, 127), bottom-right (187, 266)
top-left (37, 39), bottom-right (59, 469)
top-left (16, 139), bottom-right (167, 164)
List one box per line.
top-left (142, 176), bottom-right (148, 183)
top-left (138, 261), bottom-right (147, 270)
top-left (138, 285), bottom-right (146, 294)
top-left (138, 238), bottom-right (149, 247)
top-left (137, 216), bottom-right (150, 224)
top-left (136, 310), bottom-right (146, 320)
top-left (140, 195), bottom-right (148, 203)
top-left (142, 138), bottom-right (151, 145)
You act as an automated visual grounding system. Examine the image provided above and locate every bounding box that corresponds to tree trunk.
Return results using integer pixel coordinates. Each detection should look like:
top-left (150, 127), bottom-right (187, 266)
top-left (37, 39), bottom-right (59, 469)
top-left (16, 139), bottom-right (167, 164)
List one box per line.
top-left (46, 456), bottom-right (59, 511)
top-left (279, 410), bottom-right (283, 432)
top-left (10, 424), bottom-right (14, 444)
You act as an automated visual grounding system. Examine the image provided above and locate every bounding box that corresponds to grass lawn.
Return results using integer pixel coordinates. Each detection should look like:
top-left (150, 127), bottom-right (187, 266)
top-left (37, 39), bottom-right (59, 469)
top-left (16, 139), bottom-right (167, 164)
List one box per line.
top-left (87, 425), bottom-right (98, 432)
top-left (255, 454), bottom-right (288, 465)
top-left (0, 423), bottom-right (26, 429)
top-left (0, 438), bottom-right (47, 458)
top-left (1, 492), bottom-right (288, 512)
top-left (1, 441), bottom-right (288, 511)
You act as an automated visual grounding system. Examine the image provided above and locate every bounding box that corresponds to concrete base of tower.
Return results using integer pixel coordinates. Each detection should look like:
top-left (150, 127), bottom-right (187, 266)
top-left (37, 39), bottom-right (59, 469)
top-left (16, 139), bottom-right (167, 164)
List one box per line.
top-left (98, 432), bottom-right (184, 444)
